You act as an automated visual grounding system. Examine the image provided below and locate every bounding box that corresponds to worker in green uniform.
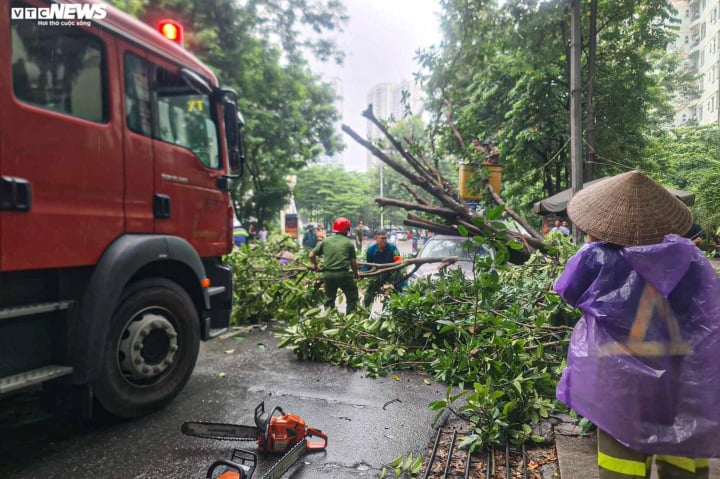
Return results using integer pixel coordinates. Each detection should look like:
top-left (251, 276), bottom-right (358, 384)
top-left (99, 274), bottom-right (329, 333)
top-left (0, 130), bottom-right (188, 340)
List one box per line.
top-left (309, 217), bottom-right (360, 313)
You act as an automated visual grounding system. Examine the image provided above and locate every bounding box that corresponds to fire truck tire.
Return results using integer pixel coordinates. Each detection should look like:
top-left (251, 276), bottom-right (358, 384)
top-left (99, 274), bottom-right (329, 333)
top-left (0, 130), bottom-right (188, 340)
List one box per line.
top-left (94, 278), bottom-right (200, 418)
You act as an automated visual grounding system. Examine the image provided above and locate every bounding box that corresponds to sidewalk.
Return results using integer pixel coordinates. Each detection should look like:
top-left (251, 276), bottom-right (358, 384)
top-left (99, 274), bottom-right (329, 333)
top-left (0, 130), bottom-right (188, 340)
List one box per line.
top-left (555, 429), bottom-right (720, 479)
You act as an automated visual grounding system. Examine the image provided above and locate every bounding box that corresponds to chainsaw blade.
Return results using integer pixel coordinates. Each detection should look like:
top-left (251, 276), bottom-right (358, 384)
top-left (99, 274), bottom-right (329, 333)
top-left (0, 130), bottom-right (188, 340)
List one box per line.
top-left (181, 421), bottom-right (257, 441)
top-left (261, 440), bottom-right (307, 479)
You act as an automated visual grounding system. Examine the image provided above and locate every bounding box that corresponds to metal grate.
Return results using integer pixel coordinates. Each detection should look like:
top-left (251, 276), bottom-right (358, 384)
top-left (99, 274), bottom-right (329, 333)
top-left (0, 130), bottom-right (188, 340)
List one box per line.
top-left (422, 427), bottom-right (533, 479)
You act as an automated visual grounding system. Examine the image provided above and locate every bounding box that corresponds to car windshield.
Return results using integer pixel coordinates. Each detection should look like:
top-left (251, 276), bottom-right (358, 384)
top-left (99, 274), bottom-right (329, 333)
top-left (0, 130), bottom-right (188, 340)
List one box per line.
top-left (418, 238), bottom-right (489, 261)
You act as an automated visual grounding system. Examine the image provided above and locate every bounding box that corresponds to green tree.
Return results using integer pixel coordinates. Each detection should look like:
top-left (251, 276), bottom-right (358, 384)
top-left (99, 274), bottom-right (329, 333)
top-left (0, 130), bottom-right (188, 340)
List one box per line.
top-left (294, 165), bottom-right (375, 228)
top-left (645, 126), bottom-right (720, 236)
top-left (419, 0), bottom-right (692, 217)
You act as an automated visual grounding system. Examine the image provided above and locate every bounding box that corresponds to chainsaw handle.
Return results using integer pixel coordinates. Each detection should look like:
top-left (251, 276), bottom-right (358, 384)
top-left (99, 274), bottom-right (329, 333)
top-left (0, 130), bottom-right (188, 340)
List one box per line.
top-left (305, 427), bottom-right (328, 451)
top-left (205, 459), bottom-right (246, 479)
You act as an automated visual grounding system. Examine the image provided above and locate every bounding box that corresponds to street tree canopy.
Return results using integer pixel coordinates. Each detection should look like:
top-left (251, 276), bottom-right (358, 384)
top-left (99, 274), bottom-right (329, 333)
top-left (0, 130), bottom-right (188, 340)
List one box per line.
top-left (417, 0), bottom-right (694, 218)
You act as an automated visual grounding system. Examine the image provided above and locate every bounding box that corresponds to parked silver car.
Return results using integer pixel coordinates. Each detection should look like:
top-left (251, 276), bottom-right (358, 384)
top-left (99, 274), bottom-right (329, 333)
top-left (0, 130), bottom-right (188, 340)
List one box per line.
top-left (410, 235), bottom-right (491, 282)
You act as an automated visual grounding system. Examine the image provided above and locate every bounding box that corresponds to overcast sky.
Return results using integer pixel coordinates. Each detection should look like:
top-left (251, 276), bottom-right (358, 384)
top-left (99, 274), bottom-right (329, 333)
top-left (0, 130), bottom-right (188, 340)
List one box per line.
top-left (311, 0), bottom-right (442, 172)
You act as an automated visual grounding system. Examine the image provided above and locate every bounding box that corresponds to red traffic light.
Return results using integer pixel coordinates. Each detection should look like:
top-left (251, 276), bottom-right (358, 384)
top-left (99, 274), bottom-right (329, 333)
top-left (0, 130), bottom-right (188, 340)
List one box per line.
top-left (158, 20), bottom-right (183, 45)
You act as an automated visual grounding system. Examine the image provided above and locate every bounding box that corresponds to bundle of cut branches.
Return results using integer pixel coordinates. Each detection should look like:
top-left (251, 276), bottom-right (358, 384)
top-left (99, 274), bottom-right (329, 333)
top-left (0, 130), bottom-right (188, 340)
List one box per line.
top-left (342, 106), bottom-right (546, 265)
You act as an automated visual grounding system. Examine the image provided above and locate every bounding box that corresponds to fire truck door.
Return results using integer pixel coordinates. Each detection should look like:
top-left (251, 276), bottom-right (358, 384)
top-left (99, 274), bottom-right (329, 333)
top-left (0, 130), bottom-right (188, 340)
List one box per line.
top-left (1, 17), bottom-right (124, 271)
top-left (149, 57), bottom-right (228, 258)
top-left (121, 48), bottom-right (155, 233)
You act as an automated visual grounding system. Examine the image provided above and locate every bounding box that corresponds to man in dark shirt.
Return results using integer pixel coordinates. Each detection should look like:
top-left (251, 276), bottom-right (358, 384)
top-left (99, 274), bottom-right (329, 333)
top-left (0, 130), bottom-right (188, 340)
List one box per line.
top-left (310, 217), bottom-right (359, 313)
top-left (302, 225), bottom-right (317, 250)
top-left (362, 229), bottom-right (403, 309)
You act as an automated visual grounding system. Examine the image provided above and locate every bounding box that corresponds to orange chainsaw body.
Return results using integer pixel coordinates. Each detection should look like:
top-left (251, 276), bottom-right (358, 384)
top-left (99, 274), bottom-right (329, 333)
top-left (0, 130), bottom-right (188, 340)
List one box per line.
top-left (258, 411), bottom-right (327, 453)
top-left (192, 402), bottom-right (328, 479)
top-left (217, 473), bottom-right (241, 479)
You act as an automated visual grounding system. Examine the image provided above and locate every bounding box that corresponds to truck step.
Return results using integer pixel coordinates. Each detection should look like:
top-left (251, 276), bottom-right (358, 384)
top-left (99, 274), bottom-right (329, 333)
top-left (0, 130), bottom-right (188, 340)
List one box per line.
top-left (0, 365), bottom-right (74, 394)
top-left (209, 327), bottom-right (229, 338)
top-left (0, 300), bottom-right (75, 322)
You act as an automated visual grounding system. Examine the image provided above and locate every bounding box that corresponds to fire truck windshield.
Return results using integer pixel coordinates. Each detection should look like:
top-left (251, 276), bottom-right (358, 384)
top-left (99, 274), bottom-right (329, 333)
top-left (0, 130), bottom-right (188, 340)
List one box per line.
top-left (156, 73), bottom-right (220, 169)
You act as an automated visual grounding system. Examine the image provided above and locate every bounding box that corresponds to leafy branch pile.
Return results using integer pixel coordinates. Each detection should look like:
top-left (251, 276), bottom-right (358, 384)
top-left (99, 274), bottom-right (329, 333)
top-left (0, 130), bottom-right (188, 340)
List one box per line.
top-left (225, 236), bottom-right (325, 324)
top-left (277, 228), bottom-right (581, 451)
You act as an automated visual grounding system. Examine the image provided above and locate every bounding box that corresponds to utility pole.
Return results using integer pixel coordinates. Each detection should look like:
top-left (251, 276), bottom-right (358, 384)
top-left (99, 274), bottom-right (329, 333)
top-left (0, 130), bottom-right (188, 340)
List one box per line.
top-left (570, 0), bottom-right (584, 244)
top-left (585, 0), bottom-right (597, 183)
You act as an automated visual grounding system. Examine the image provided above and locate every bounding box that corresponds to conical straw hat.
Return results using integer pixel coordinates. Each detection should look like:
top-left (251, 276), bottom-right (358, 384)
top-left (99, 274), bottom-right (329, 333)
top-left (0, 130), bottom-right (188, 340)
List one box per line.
top-left (567, 170), bottom-right (692, 246)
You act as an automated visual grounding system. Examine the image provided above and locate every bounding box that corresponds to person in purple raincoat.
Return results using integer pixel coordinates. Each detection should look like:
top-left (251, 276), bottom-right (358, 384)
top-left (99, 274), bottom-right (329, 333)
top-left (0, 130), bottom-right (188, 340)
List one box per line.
top-left (554, 170), bottom-right (720, 478)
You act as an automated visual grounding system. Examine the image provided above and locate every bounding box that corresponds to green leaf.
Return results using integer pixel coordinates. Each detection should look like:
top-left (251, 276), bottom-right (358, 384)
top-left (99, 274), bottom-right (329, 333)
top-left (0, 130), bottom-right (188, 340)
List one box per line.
top-left (486, 205), bottom-right (505, 220)
top-left (512, 379), bottom-right (522, 394)
top-left (507, 239), bottom-right (524, 250)
top-left (471, 216), bottom-right (487, 228)
top-left (502, 400), bottom-right (517, 417)
top-left (411, 454), bottom-right (424, 473)
top-left (428, 400), bottom-right (447, 410)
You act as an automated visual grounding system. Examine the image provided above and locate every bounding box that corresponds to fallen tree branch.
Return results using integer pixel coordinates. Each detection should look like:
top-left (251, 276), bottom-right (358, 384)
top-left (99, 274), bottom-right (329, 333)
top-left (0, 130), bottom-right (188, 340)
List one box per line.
top-left (485, 183), bottom-right (543, 239)
top-left (342, 124), bottom-right (442, 196)
top-left (362, 106), bottom-right (439, 184)
top-left (404, 213), bottom-right (459, 236)
top-left (524, 341), bottom-right (564, 351)
top-left (343, 123), bottom-right (471, 219)
top-left (342, 108), bottom-right (551, 264)
top-left (374, 197), bottom-right (456, 218)
top-left (358, 256), bottom-right (459, 277)
top-left (363, 106), bottom-right (462, 200)
top-left (401, 183), bottom-right (431, 206)
top-left (446, 105), bottom-right (467, 150)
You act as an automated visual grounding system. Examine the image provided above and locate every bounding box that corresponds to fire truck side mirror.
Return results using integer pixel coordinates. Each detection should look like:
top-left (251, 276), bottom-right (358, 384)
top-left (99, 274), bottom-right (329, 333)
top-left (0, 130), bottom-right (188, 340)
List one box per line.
top-left (222, 98), bottom-right (243, 174)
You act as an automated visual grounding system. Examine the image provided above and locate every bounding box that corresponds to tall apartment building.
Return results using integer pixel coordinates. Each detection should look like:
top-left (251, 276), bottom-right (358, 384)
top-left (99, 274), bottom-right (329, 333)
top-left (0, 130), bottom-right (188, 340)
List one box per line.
top-left (669, 0), bottom-right (720, 126)
top-left (365, 80), bottom-right (424, 169)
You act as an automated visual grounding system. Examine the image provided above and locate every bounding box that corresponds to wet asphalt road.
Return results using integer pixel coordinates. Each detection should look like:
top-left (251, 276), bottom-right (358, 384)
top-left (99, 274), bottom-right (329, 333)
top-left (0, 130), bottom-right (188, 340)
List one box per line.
top-left (0, 326), bottom-right (445, 479)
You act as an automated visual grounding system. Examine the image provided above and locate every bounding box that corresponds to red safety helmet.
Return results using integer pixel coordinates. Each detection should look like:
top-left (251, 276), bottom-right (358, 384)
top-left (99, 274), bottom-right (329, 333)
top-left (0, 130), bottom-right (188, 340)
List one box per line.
top-left (332, 217), bottom-right (351, 234)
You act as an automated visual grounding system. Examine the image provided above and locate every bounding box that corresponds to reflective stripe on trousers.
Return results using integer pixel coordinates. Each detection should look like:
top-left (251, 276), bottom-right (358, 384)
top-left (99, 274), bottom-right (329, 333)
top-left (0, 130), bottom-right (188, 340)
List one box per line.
top-left (598, 429), bottom-right (709, 479)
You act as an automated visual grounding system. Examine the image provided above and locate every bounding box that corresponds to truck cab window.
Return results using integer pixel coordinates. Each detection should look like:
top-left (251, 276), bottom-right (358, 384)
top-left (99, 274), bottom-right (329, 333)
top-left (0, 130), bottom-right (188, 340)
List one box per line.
top-left (10, 7), bottom-right (106, 122)
top-left (124, 53), bottom-right (153, 136)
top-left (156, 68), bottom-right (220, 169)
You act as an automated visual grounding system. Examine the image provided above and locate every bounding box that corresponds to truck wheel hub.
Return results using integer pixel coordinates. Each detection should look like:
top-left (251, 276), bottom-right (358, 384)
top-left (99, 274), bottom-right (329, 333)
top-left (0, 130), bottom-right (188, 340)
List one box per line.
top-left (119, 312), bottom-right (179, 381)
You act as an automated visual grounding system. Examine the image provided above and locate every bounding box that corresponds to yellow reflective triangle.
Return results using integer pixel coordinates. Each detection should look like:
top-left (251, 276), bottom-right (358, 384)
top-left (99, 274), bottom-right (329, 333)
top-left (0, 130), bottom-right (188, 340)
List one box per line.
top-left (598, 283), bottom-right (691, 357)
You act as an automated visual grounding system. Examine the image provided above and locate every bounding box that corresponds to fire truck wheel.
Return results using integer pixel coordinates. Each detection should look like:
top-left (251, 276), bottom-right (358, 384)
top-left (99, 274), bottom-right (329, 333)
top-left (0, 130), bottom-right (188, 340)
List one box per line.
top-left (94, 278), bottom-right (200, 418)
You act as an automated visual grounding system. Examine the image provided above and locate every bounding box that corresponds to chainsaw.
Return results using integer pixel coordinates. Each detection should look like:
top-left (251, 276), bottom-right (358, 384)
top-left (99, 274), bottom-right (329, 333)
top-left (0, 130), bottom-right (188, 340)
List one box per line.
top-left (183, 401), bottom-right (328, 479)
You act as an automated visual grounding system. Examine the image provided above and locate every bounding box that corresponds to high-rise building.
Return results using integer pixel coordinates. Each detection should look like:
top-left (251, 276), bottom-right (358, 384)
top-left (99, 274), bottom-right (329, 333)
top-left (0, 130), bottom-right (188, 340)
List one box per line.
top-left (365, 80), bottom-right (425, 169)
top-left (669, 0), bottom-right (720, 126)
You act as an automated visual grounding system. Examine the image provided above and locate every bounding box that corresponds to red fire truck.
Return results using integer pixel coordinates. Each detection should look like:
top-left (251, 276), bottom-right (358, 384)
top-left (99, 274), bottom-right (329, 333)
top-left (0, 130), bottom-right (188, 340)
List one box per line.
top-left (0, 0), bottom-right (243, 418)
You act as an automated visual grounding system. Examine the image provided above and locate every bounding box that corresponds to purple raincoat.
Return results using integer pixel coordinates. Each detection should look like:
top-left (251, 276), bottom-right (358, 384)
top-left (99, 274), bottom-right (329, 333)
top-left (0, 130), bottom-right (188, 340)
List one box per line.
top-left (555, 235), bottom-right (720, 457)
